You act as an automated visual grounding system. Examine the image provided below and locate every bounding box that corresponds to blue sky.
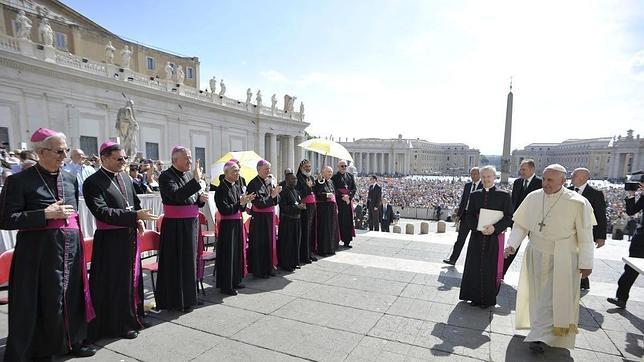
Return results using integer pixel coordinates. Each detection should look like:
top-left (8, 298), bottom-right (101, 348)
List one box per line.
top-left (64, 0), bottom-right (644, 154)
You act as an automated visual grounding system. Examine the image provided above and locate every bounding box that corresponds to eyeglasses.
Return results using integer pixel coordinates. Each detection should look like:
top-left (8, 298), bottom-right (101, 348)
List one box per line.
top-left (339, 165), bottom-right (347, 168)
top-left (115, 156), bottom-right (129, 162)
top-left (45, 148), bottom-right (70, 155)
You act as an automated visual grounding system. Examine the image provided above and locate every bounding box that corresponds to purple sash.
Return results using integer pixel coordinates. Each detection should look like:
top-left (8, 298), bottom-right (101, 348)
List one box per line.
top-left (21, 212), bottom-right (95, 323)
top-left (218, 212), bottom-right (248, 277)
top-left (251, 205), bottom-right (278, 267)
top-left (95, 220), bottom-right (142, 323)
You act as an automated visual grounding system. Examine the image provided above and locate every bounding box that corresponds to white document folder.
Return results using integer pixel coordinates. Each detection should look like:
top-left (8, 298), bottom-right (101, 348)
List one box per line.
top-left (477, 208), bottom-right (504, 231)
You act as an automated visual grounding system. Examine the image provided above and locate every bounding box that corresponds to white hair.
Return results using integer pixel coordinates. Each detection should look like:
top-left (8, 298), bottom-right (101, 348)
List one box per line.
top-left (479, 165), bottom-right (497, 177)
top-left (30, 133), bottom-right (66, 153)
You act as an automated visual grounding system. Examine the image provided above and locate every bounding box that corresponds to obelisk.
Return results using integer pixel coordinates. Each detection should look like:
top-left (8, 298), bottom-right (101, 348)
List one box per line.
top-left (500, 81), bottom-right (513, 184)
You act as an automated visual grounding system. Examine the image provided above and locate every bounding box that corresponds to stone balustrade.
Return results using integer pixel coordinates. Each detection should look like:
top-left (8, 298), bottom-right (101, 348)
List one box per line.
top-left (0, 34), bottom-right (304, 121)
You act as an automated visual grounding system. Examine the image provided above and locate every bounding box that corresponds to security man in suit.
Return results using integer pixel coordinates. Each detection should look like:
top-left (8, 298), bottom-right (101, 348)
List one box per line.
top-left (568, 167), bottom-right (607, 290)
top-left (379, 198), bottom-right (395, 232)
top-left (443, 167), bottom-right (482, 265)
top-left (608, 171), bottom-right (644, 309)
top-left (367, 175), bottom-right (382, 231)
top-left (503, 159), bottom-right (543, 275)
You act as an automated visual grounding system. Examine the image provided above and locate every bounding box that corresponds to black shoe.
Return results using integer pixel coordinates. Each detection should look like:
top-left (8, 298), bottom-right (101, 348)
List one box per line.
top-left (470, 301), bottom-right (480, 307)
top-left (295, 265), bottom-right (301, 269)
top-left (121, 330), bottom-right (138, 339)
top-left (235, 283), bottom-right (246, 289)
top-left (607, 297), bottom-right (626, 309)
top-left (269, 271), bottom-right (277, 277)
top-left (580, 278), bottom-right (590, 290)
top-left (529, 341), bottom-right (545, 353)
top-left (479, 304), bottom-right (490, 309)
top-left (304, 260), bottom-right (312, 264)
top-left (222, 289), bottom-right (238, 296)
top-left (70, 345), bottom-right (97, 358)
top-left (442, 259), bottom-right (456, 265)
top-left (182, 306), bottom-right (194, 313)
top-left (344, 244), bottom-right (352, 248)
top-left (310, 256), bottom-right (318, 262)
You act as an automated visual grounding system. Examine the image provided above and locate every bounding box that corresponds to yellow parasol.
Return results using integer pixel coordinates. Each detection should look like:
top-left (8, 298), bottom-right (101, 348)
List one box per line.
top-left (210, 151), bottom-right (262, 186)
top-left (297, 138), bottom-right (353, 162)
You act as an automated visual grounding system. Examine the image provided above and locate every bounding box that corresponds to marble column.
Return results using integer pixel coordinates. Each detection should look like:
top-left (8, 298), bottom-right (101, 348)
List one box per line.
top-left (257, 131), bottom-right (266, 158)
top-left (365, 153), bottom-right (371, 174)
top-left (268, 133), bottom-right (278, 170)
top-left (287, 135), bottom-right (295, 171)
top-left (294, 136), bottom-right (304, 165)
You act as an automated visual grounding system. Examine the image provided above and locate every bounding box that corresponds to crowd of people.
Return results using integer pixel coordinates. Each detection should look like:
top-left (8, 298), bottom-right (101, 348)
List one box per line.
top-left (0, 128), bottom-right (363, 360)
top-left (0, 128), bottom-right (642, 359)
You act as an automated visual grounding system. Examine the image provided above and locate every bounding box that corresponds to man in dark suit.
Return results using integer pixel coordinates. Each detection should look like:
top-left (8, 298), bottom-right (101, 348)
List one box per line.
top-left (443, 167), bottom-right (482, 265)
top-left (503, 159), bottom-right (542, 275)
top-left (379, 198), bottom-right (395, 232)
top-left (367, 175), bottom-right (382, 231)
top-left (608, 172), bottom-right (643, 309)
top-left (569, 167), bottom-right (606, 290)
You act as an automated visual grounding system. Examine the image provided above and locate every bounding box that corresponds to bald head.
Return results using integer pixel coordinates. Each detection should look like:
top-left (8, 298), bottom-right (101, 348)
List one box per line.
top-left (322, 166), bottom-right (333, 179)
top-left (70, 148), bottom-right (86, 164)
top-left (571, 168), bottom-right (590, 188)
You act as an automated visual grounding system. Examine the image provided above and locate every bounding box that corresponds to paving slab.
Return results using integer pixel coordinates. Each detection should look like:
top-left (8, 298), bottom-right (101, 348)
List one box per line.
top-left (324, 273), bottom-right (407, 296)
top-left (272, 298), bottom-right (382, 334)
top-left (95, 318), bottom-right (221, 362)
top-left (151, 303), bottom-right (264, 337)
top-left (192, 338), bottom-right (306, 362)
top-left (302, 284), bottom-right (398, 313)
top-left (233, 315), bottom-right (363, 361)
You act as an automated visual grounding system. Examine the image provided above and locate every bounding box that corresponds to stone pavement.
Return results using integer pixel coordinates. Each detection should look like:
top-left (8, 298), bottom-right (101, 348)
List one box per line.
top-left (0, 221), bottom-right (642, 361)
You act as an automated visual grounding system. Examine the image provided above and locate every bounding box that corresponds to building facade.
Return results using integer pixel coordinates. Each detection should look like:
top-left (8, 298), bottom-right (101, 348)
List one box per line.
top-left (335, 135), bottom-right (480, 176)
top-left (511, 129), bottom-right (644, 179)
top-left (0, 0), bottom-right (307, 176)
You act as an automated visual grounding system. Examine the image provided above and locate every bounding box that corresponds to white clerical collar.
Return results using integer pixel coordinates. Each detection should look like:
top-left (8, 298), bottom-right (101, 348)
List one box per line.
top-left (576, 182), bottom-right (588, 194)
top-left (546, 186), bottom-right (565, 198)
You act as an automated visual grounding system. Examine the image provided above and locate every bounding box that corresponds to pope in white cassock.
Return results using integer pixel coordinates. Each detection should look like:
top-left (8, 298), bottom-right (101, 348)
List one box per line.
top-left (504, 164), bottom-right (596, 353)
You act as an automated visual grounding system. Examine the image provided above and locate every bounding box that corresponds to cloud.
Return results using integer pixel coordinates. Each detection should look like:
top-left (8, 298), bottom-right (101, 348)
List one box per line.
top-left (631, 50), bottom-right (644, 79)
top-left (259, 69), bottom-right (288, 82)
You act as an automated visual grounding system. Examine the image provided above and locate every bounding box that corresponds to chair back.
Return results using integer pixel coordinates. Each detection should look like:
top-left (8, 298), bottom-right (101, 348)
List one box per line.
top-left (0, 249), bottom-right (14, 285)
top-left (155, 214), bottom-right (164, 232)
top-left (140, 230), bottom-right (161, 253)
top-left (83, 238), bottom-right (93, 264)
top-left (198, 211), bottom-right (209, 227)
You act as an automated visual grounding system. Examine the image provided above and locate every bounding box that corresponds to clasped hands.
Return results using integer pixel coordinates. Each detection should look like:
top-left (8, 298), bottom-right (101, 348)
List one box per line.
top-left (341, 195), bottom-right (350, 205)
top-left (44, 200), bottom-right (75, 220)
top-left (240, 192), bottom-right (256, 205)
top-left (481, 224), bottom-right (495, 236)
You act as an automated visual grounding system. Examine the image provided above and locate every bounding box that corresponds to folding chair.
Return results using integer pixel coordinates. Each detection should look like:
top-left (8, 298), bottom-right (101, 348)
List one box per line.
top-left (199, 212), bottom-right (216, 294)
top-left (0, 249), bottom-right (14, 304)
top-left (140, 230), bottom-right (161, 293)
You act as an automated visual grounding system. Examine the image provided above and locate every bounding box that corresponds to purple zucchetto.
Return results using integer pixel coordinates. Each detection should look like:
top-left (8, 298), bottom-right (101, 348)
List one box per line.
top-left (30, 128), bottom-right (58, 142)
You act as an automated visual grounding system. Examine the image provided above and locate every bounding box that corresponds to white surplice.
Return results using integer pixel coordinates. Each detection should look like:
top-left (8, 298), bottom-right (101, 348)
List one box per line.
top-left (507, 186), bottom-right (596, 349)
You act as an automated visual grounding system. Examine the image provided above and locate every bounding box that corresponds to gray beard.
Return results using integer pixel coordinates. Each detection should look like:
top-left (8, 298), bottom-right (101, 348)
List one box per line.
top-left (303, 171), bottom-right (311, 177)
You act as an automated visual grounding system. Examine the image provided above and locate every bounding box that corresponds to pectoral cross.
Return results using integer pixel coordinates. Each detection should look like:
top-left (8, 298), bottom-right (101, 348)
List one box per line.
top-left (538, 220), bottom-right (546, 232)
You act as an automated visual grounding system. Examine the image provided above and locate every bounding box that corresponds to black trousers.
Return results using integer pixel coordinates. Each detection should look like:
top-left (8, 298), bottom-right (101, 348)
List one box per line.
top-left (369, 208), bottom-right (380, 231)
top-left (616, 233), bottom-right (643, 301)
top-left (447, 214), bottom-right (471, 263)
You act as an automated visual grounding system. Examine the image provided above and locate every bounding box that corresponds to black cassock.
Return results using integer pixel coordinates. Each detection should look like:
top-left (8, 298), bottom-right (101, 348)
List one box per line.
top-left (314, 179), bottom-right (339, 255)
top-left (0, 165), bottom-right (92, 361)
top-left (459, 187), bottom-right (513, 306)
top-left (296, 171), bottom-right (316, 260)
top-left (214, 179), bottom-right (246, 291)
top-left (331, 171), bottom-right (356, 245)
top-left (278, 185), bottom-right (302, 271)
top-left (247, 176), bottom-right (279, 278)
top-left (155, 166), bottom-right (204, 311)
top-left (83, 168), bottom-right (144, 341)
